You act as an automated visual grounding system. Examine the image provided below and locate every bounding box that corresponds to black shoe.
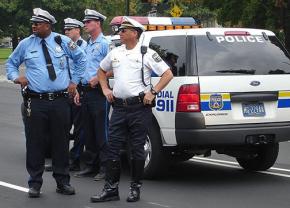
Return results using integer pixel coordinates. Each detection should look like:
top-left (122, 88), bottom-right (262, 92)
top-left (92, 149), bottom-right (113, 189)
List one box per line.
top-left (44, 164), bottom-right (53, 172)
top-left (126, 183), bottom-right (141, 202)
top-left (28, 187), bottom-right (41, 198)
top-left (56, 184), bottom-right (75, 195)
top-left (90, 182), bottom-right (120, 203)
top-left (74, 167), bottom-right (96, 177)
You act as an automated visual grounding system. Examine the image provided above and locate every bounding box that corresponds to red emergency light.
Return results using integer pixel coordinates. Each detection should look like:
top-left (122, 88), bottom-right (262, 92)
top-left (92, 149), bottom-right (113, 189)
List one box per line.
top-left (224, 31), bottom-right (251, 36)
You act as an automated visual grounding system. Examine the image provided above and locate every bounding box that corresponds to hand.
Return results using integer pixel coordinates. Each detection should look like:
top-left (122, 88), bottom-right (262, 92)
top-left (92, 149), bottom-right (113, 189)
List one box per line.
top-left (14, 76), bottom-right (28, 88)
top-left (67, 82), bottom-right (77, 97)
top-left (74, 91), bottom-right (81, 106)
top-left (89, 76), bottom-right (99, 88)
top-left (103, 88), bottom-right (114, 103)
top-left (143, 91), bottom-right (155, 105)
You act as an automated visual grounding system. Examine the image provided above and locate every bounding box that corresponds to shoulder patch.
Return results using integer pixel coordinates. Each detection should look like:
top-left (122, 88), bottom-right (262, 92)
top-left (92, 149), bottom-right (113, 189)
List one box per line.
top-left (68, 41), bottom-right (77, 50)
top-left (152, 53), bottom-right (162, 63)
top-left (76, 39), bottom-right (83, 46)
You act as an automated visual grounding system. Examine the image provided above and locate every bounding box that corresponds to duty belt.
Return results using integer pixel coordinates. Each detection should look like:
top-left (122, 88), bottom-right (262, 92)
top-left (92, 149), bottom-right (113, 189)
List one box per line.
top-left (23, 88), bottom-right (68, 101)
top-left (113, 96), bottom-right (143, 106)
top-left (78, 84), bottom-right (102, 93)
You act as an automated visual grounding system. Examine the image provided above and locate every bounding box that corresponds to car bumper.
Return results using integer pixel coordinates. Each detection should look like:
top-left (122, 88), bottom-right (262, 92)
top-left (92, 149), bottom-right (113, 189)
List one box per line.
top-left (175, 113), bottom-right (290, 146)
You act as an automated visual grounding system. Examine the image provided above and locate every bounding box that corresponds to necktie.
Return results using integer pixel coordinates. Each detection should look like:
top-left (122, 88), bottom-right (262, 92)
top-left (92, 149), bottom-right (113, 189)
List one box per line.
top-left (41, 39), bottom-right (56, 81)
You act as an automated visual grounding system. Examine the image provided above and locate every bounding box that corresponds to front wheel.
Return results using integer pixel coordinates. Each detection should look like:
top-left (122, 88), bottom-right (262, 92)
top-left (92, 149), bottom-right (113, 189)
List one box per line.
top-left (236, 143), bottom-right (279, 171)
top-left (143, 121), bottom-right (169, 179)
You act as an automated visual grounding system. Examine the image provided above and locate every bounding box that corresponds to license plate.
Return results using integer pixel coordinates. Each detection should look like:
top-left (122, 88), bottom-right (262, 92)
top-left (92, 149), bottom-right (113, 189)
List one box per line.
top-left (242, 103), bottom-right (266, 117)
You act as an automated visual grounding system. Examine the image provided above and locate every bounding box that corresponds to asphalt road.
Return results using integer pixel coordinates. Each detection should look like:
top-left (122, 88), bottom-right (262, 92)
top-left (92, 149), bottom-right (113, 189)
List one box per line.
top-left (1, 78), bottom-right (290, 208)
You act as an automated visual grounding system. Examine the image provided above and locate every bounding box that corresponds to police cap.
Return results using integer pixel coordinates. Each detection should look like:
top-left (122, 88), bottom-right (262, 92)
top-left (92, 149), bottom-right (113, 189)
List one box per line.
top-left (83, 9), bottom-right (107, 22)
top-left (64, 18), bottom-right (84, 29)
top-left (30, 8), bottom-right (56, 24)
top-left (119, 16), bottom-right (146, 32)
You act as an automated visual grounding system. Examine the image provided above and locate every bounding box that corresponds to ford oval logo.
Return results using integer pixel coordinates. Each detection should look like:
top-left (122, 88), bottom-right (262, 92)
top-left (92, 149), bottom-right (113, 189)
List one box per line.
top-left (250, 81), bottom-right (260, 86)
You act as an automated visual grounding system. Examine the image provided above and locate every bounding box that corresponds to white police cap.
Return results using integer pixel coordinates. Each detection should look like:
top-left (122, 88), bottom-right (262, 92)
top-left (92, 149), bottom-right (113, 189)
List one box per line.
top-left (83, 9), bottom-right (107, 22)
top-left (30, 8), bottom-right (56, 24)
top-left (119, 16), bottom-right (145, 32)
top-left (64, 18), bottom-right (84, 29)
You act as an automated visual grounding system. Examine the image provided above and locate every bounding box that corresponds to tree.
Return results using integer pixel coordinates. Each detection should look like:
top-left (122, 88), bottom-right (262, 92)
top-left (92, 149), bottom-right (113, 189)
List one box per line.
top-left (0, 0), bottom-right (132, 49)
top-left (0, 0), bottom-right (33, 49)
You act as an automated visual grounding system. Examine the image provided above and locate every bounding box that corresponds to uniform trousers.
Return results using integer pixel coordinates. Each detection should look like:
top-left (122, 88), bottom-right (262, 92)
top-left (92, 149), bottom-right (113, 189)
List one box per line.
top-left (24, 97), bottom-right (71, 189)
top-left (107, 103), bottom-right (152, 161)
top-left (69, 102), bottom-right (85, 162)
top-left (81, 87), bottom-right (109, 169)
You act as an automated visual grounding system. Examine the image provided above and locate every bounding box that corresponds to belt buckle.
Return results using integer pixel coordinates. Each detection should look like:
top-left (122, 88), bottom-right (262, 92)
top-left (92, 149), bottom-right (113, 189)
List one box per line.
top-left (48, 92), bottom-right (55, 101)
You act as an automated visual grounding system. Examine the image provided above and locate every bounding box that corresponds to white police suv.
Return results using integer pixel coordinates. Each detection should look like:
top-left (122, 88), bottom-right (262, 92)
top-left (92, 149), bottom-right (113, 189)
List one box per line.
top-left (109, 26), bottom-right (290, 179)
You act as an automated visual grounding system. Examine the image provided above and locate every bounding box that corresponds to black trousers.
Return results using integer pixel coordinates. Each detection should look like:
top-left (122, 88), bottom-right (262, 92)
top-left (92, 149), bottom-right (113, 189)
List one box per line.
top-left (24, 97), bottom-right (71, 189)
top-left (69, 102), bottom-right (85, 162)
top-left (107, 103), bottom-right (152, 161)
top-left (81, 89), bottom-right (109, 168)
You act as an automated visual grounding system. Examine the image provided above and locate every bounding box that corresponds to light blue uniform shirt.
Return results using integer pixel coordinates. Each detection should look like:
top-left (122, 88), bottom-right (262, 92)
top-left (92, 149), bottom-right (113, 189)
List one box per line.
top-left (81, 33), bottom-right (109, 84)
top-left (6, 32), bottom-right (86, 93)
top-left (68, 37), bottom-right (87, 78)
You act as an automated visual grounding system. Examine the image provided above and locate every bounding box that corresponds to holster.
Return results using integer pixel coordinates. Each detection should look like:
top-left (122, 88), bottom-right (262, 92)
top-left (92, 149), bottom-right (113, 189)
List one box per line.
top-left (139, 91), bottom-right (156, 107)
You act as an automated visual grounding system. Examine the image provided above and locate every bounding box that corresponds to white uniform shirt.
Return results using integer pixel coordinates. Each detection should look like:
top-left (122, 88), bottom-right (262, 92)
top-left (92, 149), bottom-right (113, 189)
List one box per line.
top-left (100, 43), bottom-right (169, 99)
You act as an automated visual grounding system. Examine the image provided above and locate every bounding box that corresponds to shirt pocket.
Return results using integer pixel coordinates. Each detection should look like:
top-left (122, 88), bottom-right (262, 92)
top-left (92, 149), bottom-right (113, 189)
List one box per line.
top-left (24, 51), bottom-right (40, 67)
top-left (53, 52), bottom-right (67, 70)
top-left (111, 58), bottom-right (121, 69)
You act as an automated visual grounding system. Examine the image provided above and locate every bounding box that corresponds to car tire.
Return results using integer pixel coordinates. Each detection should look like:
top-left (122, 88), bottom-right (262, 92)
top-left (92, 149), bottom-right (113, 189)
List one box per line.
top-left (236, 143), bottom-right (279, 171)
top-left (143, 119), bottom-right (169, 179)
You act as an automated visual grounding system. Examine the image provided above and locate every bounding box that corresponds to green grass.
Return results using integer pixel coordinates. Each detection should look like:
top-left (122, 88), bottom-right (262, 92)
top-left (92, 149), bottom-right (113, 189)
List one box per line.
top-left (0, 48), bottom-right (12, 64)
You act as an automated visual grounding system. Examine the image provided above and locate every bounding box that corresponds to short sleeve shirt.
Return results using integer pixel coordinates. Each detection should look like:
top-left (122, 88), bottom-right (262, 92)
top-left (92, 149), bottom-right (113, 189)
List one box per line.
top-left (100, 43), bottom-right (169, 99)
top-left (81, 33), bottom-right (109, 84)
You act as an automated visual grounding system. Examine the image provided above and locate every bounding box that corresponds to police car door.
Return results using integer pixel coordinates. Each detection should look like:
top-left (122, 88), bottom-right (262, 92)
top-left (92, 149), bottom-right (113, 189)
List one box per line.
top-left (142, 30), bottom-right (191, 145)
top-left (190, 28), bottom-right (290, 126)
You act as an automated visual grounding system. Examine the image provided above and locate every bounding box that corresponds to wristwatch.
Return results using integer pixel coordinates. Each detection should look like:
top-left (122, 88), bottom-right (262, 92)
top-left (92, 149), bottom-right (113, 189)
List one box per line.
top-left (150, 88), bottom-right (158, 96)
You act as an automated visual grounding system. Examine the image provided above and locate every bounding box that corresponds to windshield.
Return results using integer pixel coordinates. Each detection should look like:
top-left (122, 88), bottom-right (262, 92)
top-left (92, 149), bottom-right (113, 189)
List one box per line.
top-left (195, 35), bottom-right (290, 75)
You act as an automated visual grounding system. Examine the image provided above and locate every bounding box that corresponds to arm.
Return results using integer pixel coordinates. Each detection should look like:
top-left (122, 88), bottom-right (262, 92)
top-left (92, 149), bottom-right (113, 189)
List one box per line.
top-left (144, 69), bottom-right (173, 105)
top-left (63, 39), bottom-right (86, 85)
top-left (143, 50), bottom-right (174, 105)
top-left (89, 40), bottom-right (110, 88)
top-left (151, 69), bottom-right (173, 93)
top-left (6, 40), bottom-right (27, 87)
top-left (98, 68), bottom-right (114, 102)
top-left (89, 69), bottom-right (113, 88)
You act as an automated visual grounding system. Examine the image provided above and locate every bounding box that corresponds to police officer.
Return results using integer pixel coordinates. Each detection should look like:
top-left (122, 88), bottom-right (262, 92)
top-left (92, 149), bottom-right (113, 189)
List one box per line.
top-left (64, 17), bottom-right (87, 171)
top-left (90, 17), bottom-right (173, 203)
top-left (6, 8), bottom-right (86, 198)
top-left (74, 9), bottom-right (110, 181)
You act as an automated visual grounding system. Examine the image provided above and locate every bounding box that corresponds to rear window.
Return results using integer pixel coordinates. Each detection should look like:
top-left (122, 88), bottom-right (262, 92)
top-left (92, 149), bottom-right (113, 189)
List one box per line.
top-left (196, 35), bottom-right (290, 75)
top-left (149, 36), bottom-right (187, 77)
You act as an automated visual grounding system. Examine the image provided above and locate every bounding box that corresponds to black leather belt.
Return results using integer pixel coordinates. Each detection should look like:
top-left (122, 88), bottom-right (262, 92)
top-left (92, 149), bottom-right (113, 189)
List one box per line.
top-left (114, 96), bottom-right (143, 106)
top-left (78, 84), bottom-right (102, 93)
top-left (24, 89), bottom-right (68, 101)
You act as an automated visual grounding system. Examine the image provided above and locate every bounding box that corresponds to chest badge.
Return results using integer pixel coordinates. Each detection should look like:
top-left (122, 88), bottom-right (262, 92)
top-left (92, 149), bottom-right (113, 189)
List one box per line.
top-left (55, 46), bottom-right (62, 53)
top-left (209, 94), bottom-right (223, 111)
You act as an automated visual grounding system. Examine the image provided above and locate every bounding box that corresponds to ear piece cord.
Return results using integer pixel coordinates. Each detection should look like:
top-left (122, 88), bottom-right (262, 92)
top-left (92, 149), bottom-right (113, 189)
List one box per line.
top-left (54, 36), bottom-right (72, 80)
top-left (140, 46), bottom-right (153, 89)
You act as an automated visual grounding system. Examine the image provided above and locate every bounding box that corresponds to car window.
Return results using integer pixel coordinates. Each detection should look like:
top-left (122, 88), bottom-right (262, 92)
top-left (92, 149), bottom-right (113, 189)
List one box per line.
top-left (195, 35), bottom-right (290, 75)
top-left (149, 36), bottom-right (187, 77)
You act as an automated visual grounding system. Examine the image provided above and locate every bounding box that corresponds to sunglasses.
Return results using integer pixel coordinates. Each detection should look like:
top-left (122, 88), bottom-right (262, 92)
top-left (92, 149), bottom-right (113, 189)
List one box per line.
top-left (119, 28), bottom-right (135, 33)
top-left (31, 22), bottom-right (45, 26)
